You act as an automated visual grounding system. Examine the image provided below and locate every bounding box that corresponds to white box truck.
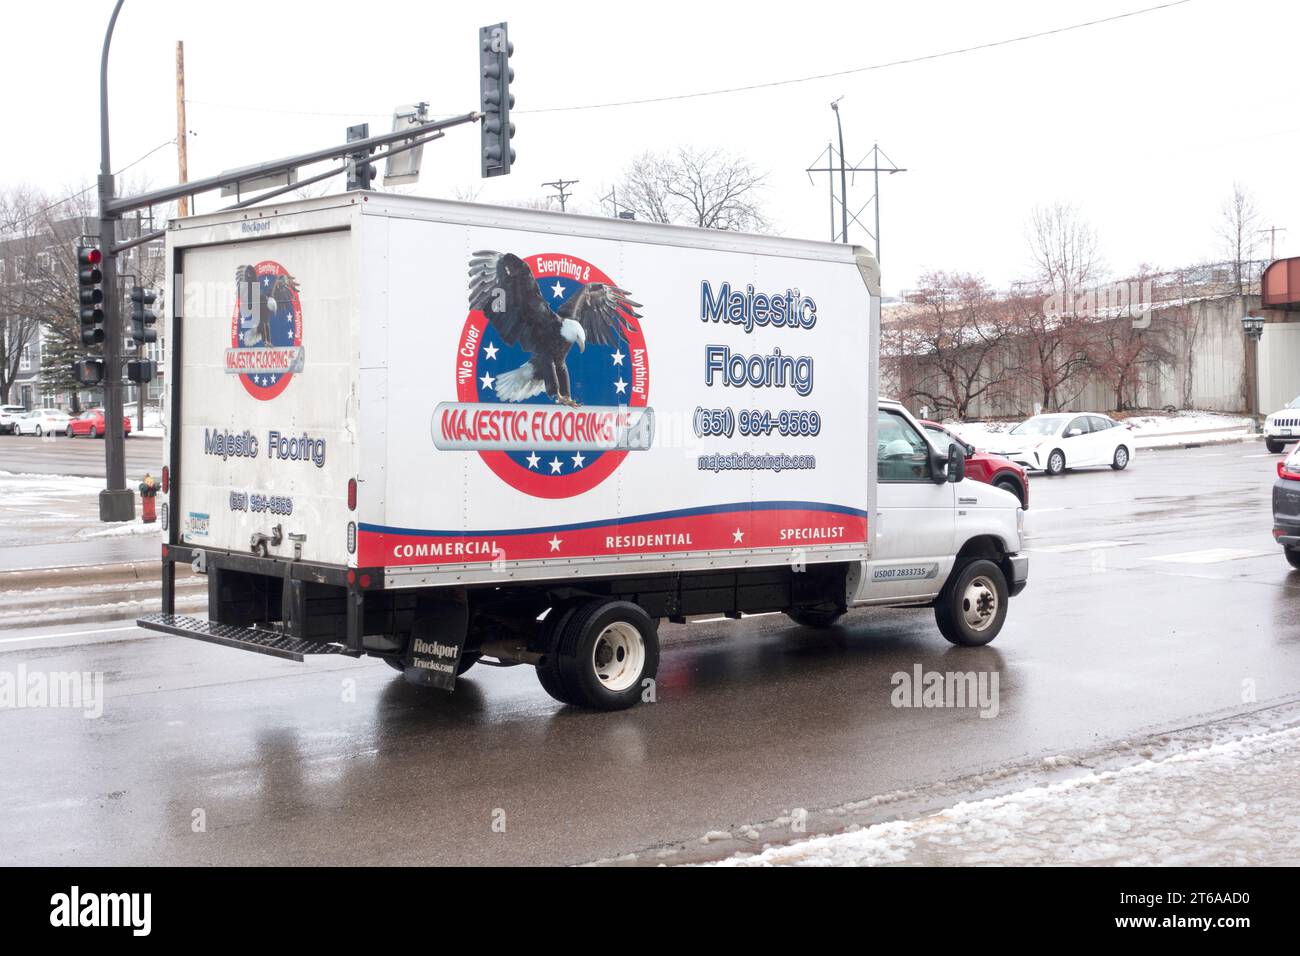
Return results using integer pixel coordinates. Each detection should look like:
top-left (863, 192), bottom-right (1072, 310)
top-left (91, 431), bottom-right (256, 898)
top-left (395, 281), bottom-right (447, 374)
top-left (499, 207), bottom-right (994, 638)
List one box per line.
top-left (139, 193), bottom-right (1027, 710)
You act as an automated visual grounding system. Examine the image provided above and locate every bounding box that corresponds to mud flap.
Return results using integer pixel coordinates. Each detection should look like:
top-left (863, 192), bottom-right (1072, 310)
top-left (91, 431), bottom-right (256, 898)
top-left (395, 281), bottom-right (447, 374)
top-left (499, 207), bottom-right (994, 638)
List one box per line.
top-left (402, 591), bottom-right (469, 691)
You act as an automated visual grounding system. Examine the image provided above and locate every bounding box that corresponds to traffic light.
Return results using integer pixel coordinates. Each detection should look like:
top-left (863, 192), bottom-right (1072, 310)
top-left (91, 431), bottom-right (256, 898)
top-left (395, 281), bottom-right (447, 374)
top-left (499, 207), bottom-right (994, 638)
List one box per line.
top-left (73, 358), bottom-right (104, 387)
top-left (479, 22), bottom-right (515, 178)
top-left (346, 123), bottom-right (376, 191)
top-left (129, 286), bottom-right (158, 345)
top-left (77, 245), bottom-right (104, 346)
top-left (126, 359), bottom-right (156, 384)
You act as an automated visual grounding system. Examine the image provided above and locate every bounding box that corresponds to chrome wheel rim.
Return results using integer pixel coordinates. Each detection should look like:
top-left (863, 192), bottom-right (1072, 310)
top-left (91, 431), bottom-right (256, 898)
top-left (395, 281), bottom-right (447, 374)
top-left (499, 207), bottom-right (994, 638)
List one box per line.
top-left (961, 576), bottom-right (998, 632)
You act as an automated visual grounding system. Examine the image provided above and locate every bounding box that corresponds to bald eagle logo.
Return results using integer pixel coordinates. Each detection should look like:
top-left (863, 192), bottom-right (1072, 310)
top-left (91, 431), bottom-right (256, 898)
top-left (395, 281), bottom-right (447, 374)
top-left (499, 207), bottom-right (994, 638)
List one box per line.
top-left (467, 250), bottom-right (642, 407)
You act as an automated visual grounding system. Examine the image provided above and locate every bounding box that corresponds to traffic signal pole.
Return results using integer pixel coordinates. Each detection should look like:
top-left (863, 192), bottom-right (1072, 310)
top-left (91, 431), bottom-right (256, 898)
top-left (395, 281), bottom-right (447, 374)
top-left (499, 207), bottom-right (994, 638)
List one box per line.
top-left (91, 2), bottom-right (508, 522)
top-left (99, 0), bottom-right (133, 522)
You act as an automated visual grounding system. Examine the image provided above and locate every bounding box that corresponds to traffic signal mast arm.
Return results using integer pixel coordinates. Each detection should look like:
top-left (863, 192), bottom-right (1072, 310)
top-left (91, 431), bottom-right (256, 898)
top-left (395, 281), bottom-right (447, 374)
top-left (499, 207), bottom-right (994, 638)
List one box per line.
top-left (103, 112), bottom-right (480, 222)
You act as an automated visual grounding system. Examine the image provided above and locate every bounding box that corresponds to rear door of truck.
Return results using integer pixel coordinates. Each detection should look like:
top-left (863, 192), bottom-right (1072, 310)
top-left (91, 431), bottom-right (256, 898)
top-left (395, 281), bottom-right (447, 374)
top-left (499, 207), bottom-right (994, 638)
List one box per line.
top-left (171, 218), bottom-right (357, 569)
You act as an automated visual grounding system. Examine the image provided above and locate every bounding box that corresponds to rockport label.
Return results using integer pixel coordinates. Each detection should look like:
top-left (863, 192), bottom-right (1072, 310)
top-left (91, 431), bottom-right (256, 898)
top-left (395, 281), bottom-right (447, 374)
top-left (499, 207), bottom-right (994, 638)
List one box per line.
top-left (405, 635), bottom-right (466, 692)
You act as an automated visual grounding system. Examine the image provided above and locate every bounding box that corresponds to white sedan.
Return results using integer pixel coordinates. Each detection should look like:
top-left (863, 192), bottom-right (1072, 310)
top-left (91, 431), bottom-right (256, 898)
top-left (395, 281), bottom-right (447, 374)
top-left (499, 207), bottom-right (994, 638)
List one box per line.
top-left (12, 409), bottom-right (71, 437)
top-left (1265, 394), bottom-right (1300, 454)
top-left (991, 413), bottom-right (1134, 476)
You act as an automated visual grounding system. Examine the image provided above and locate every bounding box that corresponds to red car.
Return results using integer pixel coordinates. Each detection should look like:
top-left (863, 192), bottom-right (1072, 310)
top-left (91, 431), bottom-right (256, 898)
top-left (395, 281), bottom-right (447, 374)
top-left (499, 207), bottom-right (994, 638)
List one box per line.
top-left (66, 408), bottom-right (132, 439)
top-left (921, 420), bottom-right (1029, 508)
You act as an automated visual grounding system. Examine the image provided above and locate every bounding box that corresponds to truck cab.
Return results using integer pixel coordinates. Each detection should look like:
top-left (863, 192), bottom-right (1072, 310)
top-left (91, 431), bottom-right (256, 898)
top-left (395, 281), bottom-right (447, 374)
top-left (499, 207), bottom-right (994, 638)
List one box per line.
top-left (851, 399), bottom-right (1027, 645)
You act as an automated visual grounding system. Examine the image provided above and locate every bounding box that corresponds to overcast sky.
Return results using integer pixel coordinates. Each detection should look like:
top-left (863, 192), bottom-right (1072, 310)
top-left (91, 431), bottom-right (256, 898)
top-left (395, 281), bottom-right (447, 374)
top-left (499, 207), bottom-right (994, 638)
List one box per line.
top-left (5, 0), bottom-right (1297, 294)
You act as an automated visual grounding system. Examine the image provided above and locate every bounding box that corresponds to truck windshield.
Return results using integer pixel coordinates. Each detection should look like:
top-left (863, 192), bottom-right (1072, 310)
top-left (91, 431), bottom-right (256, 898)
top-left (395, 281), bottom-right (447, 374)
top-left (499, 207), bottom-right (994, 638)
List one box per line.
top-left (1010, 415), bottom-right (1068, 437)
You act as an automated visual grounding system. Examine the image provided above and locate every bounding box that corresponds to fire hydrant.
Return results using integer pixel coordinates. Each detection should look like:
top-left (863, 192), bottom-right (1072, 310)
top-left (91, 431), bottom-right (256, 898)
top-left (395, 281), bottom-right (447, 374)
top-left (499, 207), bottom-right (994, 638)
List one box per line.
top-left (139, 473), bottom-right (158, 524)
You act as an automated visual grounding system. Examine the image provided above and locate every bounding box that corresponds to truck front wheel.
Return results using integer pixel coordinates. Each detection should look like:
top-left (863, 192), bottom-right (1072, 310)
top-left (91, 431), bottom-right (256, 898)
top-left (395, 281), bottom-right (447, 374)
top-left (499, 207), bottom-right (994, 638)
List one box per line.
top-left (935, 559), bottom-right (1008, 647)
top-left (543, 599), bottom-right (659, 710)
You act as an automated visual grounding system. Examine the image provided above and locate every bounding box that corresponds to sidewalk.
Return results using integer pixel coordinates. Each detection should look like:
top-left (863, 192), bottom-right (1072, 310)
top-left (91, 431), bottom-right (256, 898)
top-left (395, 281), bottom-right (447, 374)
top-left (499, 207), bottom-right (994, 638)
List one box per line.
top-left (711, 723), bottom-right (1300, 866)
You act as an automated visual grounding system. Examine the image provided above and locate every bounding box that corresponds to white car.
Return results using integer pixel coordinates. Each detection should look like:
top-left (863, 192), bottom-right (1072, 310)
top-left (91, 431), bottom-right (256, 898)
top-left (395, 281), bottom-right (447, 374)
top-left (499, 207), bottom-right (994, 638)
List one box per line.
top-left (11, 409), bottom-right (70, 437)
top-left (0, 405), bottom-right (26, 435)
top-left (1265, 394), bottom-right (1300, 454)
top-left (992, 413), bottom-right (1134, 476)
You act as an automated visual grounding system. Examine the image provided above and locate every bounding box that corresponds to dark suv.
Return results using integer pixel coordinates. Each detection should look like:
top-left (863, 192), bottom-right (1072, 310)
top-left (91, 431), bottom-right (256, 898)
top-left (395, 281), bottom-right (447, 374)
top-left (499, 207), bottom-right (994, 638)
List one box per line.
top-left (1275, 447), bottom-right (1300, 569)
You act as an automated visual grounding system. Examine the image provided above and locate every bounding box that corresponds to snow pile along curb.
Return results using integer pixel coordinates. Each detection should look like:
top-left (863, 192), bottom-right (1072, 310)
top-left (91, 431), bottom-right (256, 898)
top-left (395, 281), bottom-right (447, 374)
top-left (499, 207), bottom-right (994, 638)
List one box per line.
top-left (709, 725), bottom-right (1300, 866)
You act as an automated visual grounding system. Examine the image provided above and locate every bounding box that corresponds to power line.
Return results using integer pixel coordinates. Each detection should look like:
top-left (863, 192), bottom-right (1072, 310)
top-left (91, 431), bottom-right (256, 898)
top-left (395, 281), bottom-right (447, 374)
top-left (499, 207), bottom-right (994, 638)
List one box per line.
top-left (519, 1), bottom-right (1191, 114)
top-left (3, 137), bottom-right (178, 234)
top-left (175, 3), bottom-right (1189, 123)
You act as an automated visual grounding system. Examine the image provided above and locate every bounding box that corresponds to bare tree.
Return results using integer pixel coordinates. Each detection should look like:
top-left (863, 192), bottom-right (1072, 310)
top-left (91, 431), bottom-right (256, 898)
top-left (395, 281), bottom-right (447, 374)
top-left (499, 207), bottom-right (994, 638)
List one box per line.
top-left (616, 148), bottom-right (768, 231)
top-left (1013, 203), bottom-right (1104, 411)
top-left (1090, 265), bottom-right (1173, 411)
top-left (1217, 182), bottom-right (1262, 294)
top-left (1026, 202), bottom-right (1102, 295)
top-left (884, 272), bottom-right (1013, 419)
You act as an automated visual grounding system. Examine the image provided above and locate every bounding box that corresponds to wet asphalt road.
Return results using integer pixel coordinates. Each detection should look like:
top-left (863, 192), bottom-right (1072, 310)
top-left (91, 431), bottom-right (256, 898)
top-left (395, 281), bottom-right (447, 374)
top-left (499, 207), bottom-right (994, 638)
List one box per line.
top-left (2, 442), bottom-right (1298, 866)
top-left (0, 433), bottom-right (161, 479)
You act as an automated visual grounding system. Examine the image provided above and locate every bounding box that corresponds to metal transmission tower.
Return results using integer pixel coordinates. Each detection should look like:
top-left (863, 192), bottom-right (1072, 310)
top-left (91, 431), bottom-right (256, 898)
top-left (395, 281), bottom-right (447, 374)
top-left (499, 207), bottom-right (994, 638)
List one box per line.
top-left (600, 186), bottom-right (636, 220)
top-left (805, 102), bottom-right (905, 264)
top-left (542, 178), bottom-right (579, 212)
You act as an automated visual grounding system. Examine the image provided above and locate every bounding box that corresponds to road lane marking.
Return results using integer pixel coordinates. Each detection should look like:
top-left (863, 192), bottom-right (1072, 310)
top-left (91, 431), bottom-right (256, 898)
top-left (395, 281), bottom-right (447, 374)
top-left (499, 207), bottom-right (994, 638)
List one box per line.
top-left (0, 624), bottom-right (142, 645)
top-left (1146, 548), bottom-right (1276, 564)
top-left (1030, 540), bottom-right (1132, 553)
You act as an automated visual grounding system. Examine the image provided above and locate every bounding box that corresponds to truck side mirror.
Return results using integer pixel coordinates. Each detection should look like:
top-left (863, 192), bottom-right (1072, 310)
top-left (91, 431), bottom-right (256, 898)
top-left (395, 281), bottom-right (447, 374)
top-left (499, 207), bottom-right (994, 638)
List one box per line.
top-left (947, 443), bottom-right (966, 483)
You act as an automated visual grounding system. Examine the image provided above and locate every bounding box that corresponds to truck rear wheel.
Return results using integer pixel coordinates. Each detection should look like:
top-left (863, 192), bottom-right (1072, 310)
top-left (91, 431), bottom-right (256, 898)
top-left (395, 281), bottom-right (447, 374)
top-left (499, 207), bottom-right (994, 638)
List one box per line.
top-left (935, 559), bottom-right (1008, 647)
top-left (1286, 547), bottom-right (1300, 570)
top-left (543, 599), bottom-right (659, 710)
top-left (786, 605), bottom-right (846, 628)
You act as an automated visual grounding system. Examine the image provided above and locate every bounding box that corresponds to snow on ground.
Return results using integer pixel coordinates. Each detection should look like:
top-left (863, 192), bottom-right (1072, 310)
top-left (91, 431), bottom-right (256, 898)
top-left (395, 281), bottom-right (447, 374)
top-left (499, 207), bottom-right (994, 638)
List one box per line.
top-left (943, 410), bottom-right (1253, 454)
top-left (711, 725), bottom-right (1300, 866)
top-left (0, 471), bottom-right (159, 548)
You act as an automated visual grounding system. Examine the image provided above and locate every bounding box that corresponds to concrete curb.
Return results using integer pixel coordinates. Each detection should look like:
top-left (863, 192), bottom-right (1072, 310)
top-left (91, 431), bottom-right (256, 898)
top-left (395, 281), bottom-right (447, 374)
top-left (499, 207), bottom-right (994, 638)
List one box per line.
top-left (0, 561), bottom-right (194, 593)
top-left (1135, 432), bottom-right (1258, 452)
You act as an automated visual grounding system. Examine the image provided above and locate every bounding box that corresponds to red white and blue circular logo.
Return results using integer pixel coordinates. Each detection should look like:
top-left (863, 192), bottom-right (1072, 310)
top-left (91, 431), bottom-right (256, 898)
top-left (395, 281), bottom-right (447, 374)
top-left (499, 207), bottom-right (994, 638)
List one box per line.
top-left (228, 260), bottom-right (303, 401)
top-left (454, 253), bottom-right (650, 499)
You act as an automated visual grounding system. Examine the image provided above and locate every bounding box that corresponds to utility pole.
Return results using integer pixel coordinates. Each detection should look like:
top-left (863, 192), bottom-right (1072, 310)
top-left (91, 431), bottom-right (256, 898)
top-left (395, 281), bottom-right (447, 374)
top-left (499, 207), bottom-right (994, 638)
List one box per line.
top-left (830, 99), bottom-right (848, 243)
top-left (98, 0), bottom-right (132, 522)
top-left (542, 177), bottom-right (578, 212)
top-left (176, 41), bottom-right (189, 217)
top-left (1258, 224), bottom-right (1286, 261)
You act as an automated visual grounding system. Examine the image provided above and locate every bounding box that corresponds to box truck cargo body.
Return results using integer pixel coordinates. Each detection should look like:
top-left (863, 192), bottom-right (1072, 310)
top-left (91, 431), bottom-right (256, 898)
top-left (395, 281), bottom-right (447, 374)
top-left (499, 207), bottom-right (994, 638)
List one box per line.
top-left (140, 193), bottom-right (1027, 710)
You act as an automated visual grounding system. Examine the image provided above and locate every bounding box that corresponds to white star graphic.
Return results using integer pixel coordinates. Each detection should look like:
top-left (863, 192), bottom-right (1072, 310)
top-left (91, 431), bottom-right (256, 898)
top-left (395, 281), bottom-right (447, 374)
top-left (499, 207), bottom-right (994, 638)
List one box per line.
top-left (548, 535), bottom-right (563, 552)
top-left (733, 528), bottom-right (745, 543)
top-left (549, 457), bottom-right (564, 474)
top-left (483, 342), bottom-right (499, 360)
top-left (550, 281), bottom-right (565, 299)
top-left (611, 348), bottom-right (626, 366)
top-left (571, 451), bottom-right (585, 469)
top-left (480, 371), bottom-right (495, 390)
top-left (525, 451), bottom-right (540, 469)
top-left (613, 377), bottom-right (628, 394)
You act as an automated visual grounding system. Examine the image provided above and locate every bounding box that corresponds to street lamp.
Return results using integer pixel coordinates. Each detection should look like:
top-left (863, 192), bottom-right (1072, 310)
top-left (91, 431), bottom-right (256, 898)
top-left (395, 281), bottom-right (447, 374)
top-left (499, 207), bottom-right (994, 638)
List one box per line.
top-left (1241, 314), bottom-right (1266, 433)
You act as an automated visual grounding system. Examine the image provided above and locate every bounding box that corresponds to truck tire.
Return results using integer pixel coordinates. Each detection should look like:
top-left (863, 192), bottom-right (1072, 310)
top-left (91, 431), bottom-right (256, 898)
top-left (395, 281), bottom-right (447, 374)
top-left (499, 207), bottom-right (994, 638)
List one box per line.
top-left (1110, 445), bottom-right (1130, 470)
top-left (1267, 438), bottom-right (1284, 454)
top-left (1286, 547), bottom-right (1300, 570)
top-left (535, 601), bottom-right (584, 705)
top-left (1045, 449), bottom-right (1065, 476)
top-left (553, 599), bottom-right (659, 710)
top-left (935, 558), bottom-right (1008, 647)
top-left (786, 606), bottom-right (846, 628)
